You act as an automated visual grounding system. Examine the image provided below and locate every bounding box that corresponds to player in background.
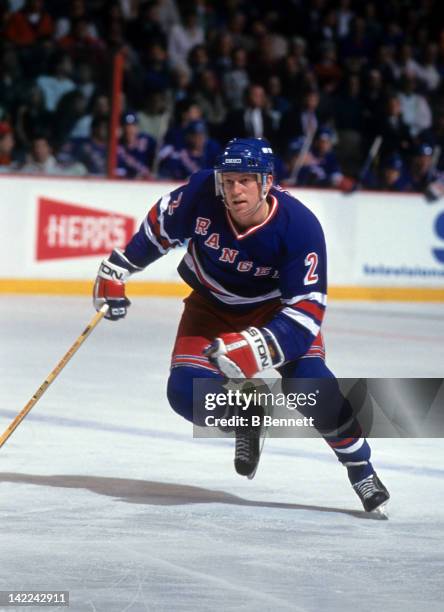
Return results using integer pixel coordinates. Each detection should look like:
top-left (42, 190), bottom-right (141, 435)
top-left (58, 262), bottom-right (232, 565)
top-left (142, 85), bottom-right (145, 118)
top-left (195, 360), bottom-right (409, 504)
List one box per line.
top-left (93, 138), bottom-right (390, 514)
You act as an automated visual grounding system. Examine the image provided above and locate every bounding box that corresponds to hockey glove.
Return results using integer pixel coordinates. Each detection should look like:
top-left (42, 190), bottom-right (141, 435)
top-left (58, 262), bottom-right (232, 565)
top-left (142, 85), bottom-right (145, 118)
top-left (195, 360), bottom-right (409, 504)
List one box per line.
top-left (204, 327), bottom-right (284, 378)
top-left (93, 255), bottom-right (131, 321)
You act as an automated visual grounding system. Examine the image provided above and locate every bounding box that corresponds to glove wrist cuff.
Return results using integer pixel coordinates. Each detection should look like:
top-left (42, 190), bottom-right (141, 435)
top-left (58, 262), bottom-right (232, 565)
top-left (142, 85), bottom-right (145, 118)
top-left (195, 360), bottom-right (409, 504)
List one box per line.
top-left (261, 327), bottom-right (285, 368)
top-left (98, 259), bottom-right (131, 283)
top-left (241, 326), bottom-right (284, 372)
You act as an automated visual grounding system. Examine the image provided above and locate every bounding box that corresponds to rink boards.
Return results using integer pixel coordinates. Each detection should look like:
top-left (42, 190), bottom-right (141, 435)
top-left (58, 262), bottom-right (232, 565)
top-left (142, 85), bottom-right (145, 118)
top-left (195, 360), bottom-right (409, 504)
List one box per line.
top-left (0, 174), bottom-right (443, 301)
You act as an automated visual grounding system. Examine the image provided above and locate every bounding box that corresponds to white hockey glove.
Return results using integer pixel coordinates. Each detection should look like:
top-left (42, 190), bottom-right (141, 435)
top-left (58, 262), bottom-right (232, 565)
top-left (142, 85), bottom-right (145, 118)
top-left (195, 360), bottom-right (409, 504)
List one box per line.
top-left (204, 327), bottom-right (284, 378)
top-left (93, 252), bottom-right (131, 321)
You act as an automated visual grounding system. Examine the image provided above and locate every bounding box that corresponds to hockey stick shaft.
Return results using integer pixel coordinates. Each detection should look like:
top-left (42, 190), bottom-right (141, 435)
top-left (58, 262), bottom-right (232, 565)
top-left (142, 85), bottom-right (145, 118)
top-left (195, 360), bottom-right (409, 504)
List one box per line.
top-left (358, 135), bottom-right (383, 181)
top-left (288, 125), bottom-right (316, 185)
top-left (151, 109), bottom-right (172, 178)
top-left (345, 135), bottom-right (383, 195)
top-left (0, 304), bottom-right (109, 450)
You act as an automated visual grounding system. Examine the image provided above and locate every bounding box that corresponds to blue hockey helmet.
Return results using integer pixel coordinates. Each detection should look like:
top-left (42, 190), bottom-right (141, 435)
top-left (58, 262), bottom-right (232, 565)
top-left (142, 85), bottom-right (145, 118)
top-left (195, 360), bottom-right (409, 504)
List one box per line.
top-left (214, 137), bottom-right (274, 175)
top-left (214, 138), bottom-right (275, 204)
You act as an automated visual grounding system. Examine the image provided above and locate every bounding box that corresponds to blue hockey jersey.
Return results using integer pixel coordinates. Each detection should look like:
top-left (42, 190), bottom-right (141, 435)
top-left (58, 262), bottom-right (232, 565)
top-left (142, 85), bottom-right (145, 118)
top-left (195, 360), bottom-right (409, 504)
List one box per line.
top-left (120, 169), bottom-right (327, 362)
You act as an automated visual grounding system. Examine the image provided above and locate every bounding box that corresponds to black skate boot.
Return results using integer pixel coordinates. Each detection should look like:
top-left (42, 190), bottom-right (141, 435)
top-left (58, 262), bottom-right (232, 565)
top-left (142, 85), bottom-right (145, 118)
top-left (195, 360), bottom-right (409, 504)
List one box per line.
top-left (353, 473), bottom-right (390, 514)
top-left (234, 403), bottom-right (265, 479)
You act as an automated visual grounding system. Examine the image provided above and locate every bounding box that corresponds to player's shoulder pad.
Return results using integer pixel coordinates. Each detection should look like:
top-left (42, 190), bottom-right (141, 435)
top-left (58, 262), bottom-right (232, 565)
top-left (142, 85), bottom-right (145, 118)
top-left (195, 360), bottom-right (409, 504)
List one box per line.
top-left (272, 185), bottom-right (324, 238)
top-left (182, 169), bottom-right (216, 197)
top-left (167, 169), bottom-right (216, 214)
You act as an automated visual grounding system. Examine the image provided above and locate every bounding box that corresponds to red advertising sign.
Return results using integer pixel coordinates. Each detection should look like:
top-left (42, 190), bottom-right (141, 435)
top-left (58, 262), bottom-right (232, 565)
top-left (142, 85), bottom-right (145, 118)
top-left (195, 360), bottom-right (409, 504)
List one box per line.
top-left (36, 198), bottom-right (136, 260)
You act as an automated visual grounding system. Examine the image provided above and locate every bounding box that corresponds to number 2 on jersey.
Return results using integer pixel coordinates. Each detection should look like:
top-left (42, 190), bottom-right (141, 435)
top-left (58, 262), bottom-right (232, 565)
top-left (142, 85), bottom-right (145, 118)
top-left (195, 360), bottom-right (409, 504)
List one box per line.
top-left (304, 252), bottom-right (319, 285)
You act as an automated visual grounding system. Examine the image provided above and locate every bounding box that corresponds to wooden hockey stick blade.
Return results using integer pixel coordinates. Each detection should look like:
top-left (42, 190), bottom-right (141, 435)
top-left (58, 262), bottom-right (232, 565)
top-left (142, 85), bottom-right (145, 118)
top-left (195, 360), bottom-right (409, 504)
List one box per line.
top-left (0, 304), bottom-right (109, 451)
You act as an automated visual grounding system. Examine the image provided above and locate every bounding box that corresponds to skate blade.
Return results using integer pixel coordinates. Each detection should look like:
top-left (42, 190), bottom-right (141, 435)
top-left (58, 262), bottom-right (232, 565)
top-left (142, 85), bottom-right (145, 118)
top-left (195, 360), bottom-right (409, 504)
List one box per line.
top-left (247, 465), bottom-right (259, 480)
top-left (247, 431), bottom-right (267, 480)
top-left (370, 501), bottom-right (389, 520)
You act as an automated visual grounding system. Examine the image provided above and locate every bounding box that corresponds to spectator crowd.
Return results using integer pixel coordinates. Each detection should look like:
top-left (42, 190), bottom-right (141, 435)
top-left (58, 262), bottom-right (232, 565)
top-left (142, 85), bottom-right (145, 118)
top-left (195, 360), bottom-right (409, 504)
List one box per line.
top-left (1, 0), bottom-right (443, 195)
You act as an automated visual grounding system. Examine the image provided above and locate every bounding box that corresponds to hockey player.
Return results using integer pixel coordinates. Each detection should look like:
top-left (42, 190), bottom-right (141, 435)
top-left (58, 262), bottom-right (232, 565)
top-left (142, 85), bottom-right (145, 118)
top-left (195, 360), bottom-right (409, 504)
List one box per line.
top-left (93, 137), bottom-right (389, 514)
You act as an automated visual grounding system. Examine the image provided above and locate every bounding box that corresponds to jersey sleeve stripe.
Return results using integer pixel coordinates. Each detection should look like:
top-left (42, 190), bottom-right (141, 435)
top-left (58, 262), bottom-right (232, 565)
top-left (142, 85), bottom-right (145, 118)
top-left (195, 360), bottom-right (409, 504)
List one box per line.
top-left (282, 292), bottom-right (327, 307)
top-left (301, 348), bottom-right (326, 359)
top-left (148, 206), bottom-right (174, 250)
top-left (142, 215), bottom-right (168, 254)
top-left (113, 248), bottom-right (145, 271)
top-left (281, 307), bottom-right (321, 336)
top-left (290, 300), bottom-right (325, 322)
top-left (158, 194), bottom-right (186, 246)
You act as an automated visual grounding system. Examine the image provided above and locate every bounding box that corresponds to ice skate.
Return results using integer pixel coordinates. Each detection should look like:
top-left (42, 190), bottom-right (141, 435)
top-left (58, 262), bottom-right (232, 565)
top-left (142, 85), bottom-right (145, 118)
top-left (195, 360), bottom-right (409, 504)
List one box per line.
top-left (353, 473), bottom-right (390, 516)
top-left (234, 403), bottom-right (266, 479)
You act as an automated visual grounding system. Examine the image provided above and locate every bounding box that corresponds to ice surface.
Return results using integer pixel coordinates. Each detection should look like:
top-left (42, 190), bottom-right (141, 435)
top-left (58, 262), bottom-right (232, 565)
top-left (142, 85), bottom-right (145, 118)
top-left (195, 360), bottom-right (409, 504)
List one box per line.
top-left (0, 296), bottom-right (443, 611)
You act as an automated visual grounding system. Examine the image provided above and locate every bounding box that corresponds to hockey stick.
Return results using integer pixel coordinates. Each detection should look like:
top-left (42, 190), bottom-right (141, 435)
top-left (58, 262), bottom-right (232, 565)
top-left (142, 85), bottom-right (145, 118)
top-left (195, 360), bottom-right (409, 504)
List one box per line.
top-left (151, 108), bottom-right (172, 178)
top-left (345, 135), bottom-right (383, 194)
top-left (0, 304), bottom-right (109, 450)
top-left (287, 125), bottom-right (317, 186)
